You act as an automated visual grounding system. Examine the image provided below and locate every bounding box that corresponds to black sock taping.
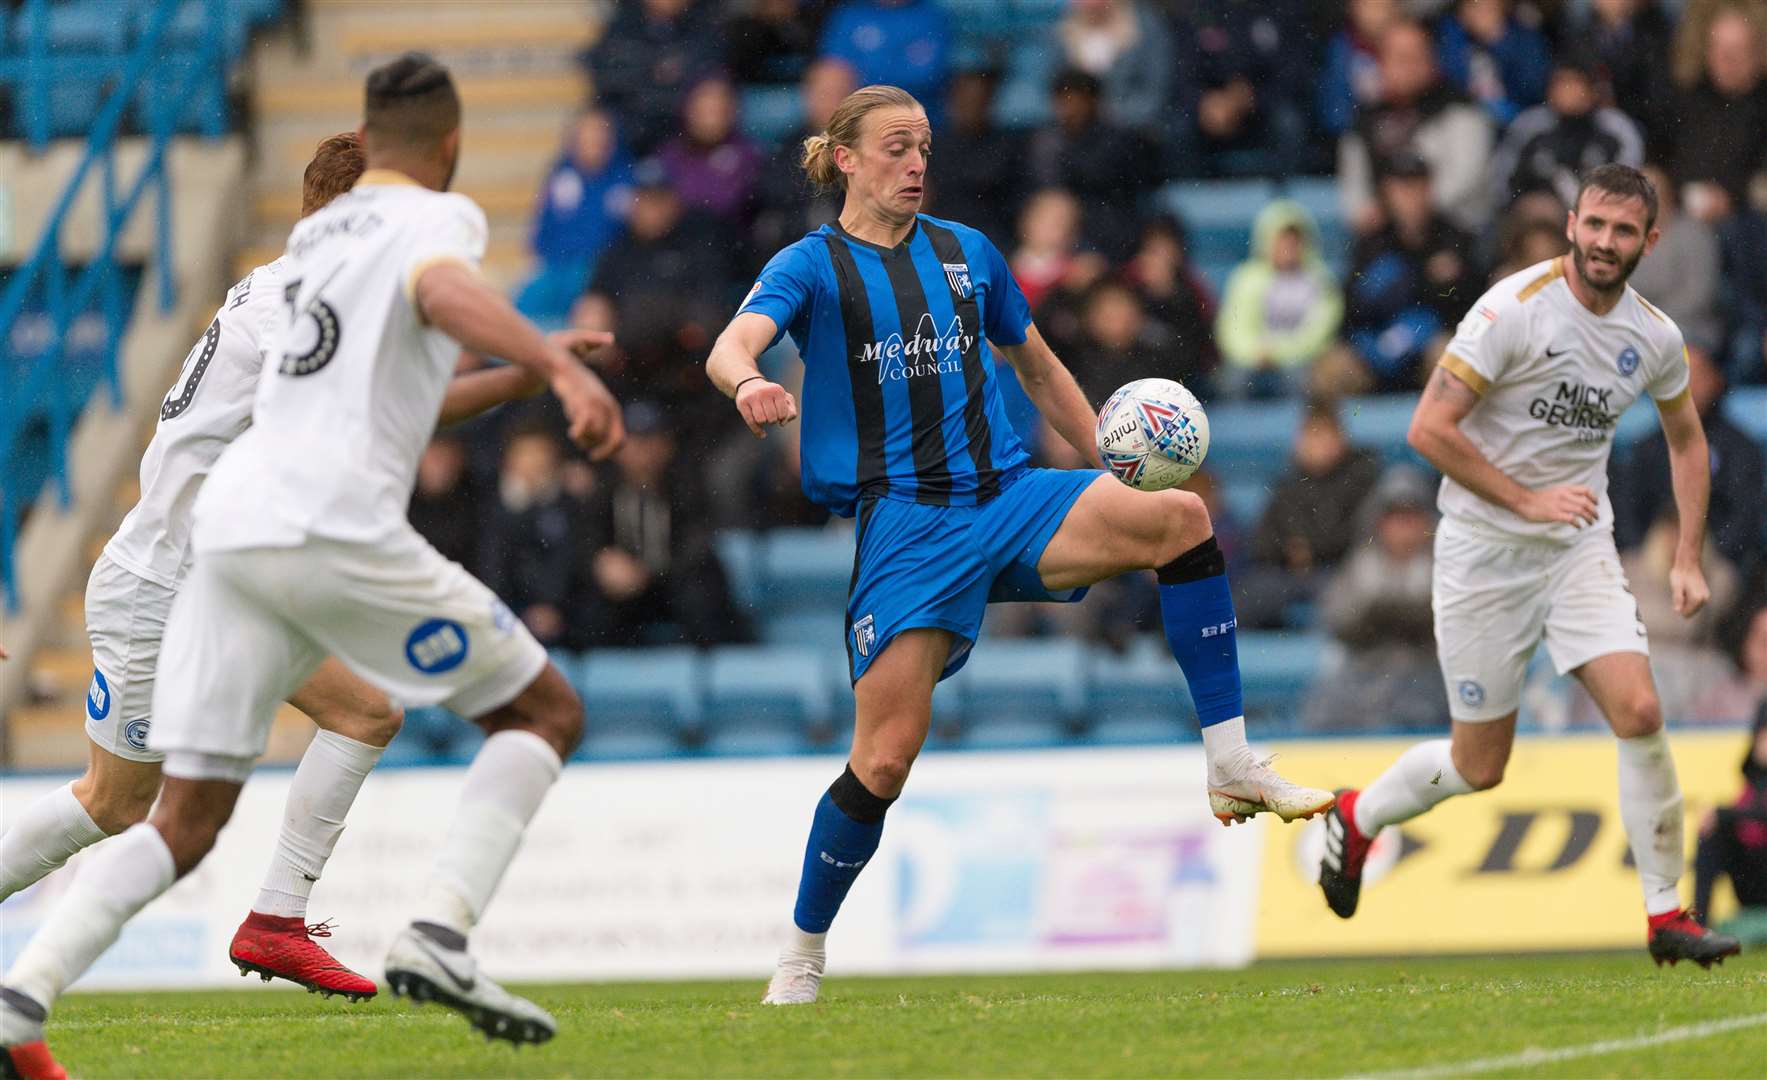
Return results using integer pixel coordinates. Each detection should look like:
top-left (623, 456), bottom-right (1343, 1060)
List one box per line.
top-left (1156, 534), bottom-right (1225, 585)
top-left (1, 987), bottom-right (47, 1022)
top-left (828, 764), bottom-right (896, 824)
top-left (411, 920), bottom-right (469, 951)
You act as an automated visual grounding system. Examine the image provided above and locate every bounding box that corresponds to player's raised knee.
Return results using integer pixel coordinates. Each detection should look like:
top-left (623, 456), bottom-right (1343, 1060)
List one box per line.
top-left (852, 752), bottom-right (914, 800)
top-left (1459, 758), bottom-right (1507, 791)
top-left (1612, 688), bottom-right (1663, 738)
top-left (534, 669), bottom-right (586, 757)
top-left (334, 696), bottom-right (403, 748)
top-left (1148, 488), bottom-right (1215, 570)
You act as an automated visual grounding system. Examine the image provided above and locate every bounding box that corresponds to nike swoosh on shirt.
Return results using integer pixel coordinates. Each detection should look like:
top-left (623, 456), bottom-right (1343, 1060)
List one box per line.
top-left (1545, 346), bottom-right (1572, 358)
top-left (411, 937), bottom-right (476, 992)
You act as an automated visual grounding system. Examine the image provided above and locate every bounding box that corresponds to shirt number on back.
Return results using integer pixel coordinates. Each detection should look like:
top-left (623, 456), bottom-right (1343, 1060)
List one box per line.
top-left (279, 278), bottom-right (342, 377)
top-left (159, 319), bottom-right (220, 421)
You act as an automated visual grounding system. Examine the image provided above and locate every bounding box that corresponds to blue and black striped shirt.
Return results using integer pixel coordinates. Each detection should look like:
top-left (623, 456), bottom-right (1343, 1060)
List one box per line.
top-left (739, 214), bottom-right (1034, 517)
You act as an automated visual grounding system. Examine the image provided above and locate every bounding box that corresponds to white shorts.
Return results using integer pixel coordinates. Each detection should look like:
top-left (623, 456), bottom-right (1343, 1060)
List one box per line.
top-left (149, 529), bottom-right (547, 761)
top-left (83, 553), bottom-right (176, 763)
top-left (1433, 521), bottom-right (1648, 722)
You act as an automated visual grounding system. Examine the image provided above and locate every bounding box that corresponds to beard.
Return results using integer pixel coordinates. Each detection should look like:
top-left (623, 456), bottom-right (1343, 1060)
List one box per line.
top-left (1570, 235), bottom-right (1643, 293)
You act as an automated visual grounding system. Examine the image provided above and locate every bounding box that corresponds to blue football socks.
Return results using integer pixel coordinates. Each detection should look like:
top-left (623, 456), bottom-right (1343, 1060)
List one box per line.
top-left (791, 766), bottom-right (895, 933)
top-left (1156, 536), bottom-right (1245, 728)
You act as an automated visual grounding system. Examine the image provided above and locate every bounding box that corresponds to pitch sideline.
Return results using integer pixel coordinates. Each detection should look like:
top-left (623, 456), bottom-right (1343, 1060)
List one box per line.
top-left (1357, 1010), bottom-right (1767, 1078)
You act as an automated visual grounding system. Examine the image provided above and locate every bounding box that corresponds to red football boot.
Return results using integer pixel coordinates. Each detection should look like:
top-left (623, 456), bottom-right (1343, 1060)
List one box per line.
top-left (1648, 910), bottom-right (1742, 969)
top-left (1, 1042), bottom-right (66, 1080)
top-left (1317, 788), bottom-right (1375, 919)
top-left (229, 913), bottom-right (377, 1001)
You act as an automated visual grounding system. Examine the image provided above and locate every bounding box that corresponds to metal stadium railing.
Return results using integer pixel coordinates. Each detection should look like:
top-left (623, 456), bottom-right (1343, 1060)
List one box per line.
top-left (0, 0), bottom-right (230, 611)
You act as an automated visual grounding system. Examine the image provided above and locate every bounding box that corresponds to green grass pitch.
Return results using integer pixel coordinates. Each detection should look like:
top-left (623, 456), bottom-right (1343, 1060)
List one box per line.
top-left (45, 951), bottom-right (1765, 1077)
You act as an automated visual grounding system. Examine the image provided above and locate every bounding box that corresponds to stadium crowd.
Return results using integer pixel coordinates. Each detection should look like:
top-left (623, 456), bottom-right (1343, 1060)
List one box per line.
top-left (416, 0), bottom-right (1767, 734)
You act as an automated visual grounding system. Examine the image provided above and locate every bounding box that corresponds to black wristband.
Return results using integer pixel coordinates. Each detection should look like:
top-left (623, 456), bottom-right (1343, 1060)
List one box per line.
top-left (734, 375), bottom-right (766, 395)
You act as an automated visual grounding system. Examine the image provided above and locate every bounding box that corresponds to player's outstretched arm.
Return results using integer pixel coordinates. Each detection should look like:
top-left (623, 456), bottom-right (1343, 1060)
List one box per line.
top-left (708, 311), bottom-right (797, 438)
top-left (1655, 389), bottom-right (1712, 616)
top-left (993, 323), bottom-right (1100, 468)
top-left (436, 330), bottom-right (614, 426)
top-left (415, 262), bottom-right (624, 459)
top-left (1408, 364), bottom-right (1598, 527)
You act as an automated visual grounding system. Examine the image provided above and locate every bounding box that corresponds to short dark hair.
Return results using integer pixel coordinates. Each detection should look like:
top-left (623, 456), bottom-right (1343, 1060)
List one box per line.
top-left (1574, 163), bottom-right (1658, 231)
top-left (363, 52), bottom-right (460, 153)
top-left (301, 132), bottom-right (365, 216)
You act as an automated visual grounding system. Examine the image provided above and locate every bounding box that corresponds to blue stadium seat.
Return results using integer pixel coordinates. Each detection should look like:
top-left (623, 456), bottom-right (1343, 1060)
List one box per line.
top-left (761, 609), bottom-right (840, 648)
top-left (1728, 388), bottom-right (1767, 441)
top-left (1237, 631), bottom-right (1327, 722)
top-left (1339, 394), bottom-right (1417, 456)
top-left (714, 530), bottom-right (762, 610)
top-left (704, 645), bottom-right (833, 744)
top-left (386, 707), bottom-right (482, 765)
top-left (575, 722), bottom-right (681, 761)
top-left (1085, 636), bottom-right (1197, 726)
top-left (1162, 180), bottom-right (1276, 233)
top-left (1220, 483), bottom-right (1273, 530)
top-left (577, 647), bottom-right (703, 739)
top-left (758, 527), bottom-right (854, 614)
top-left (11, 0), bottom-right (129, 52)
top-left (963, 715), bottom-right (1066, 749)
top-left (741, 85), bottom-right (801, 148)
top-left (960, 638), bottom-right (1086, 724)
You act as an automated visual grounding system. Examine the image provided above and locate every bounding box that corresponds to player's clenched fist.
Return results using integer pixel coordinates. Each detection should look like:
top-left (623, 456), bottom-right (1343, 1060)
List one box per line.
top-left (553, 363), bottom-right (625, 460)
top-left (1669, 561), bottom-right (1710, 618)
top-left (736, 378), bottom-right (798, 438)
top-left (1519, 484), bottom-right (1599, 527)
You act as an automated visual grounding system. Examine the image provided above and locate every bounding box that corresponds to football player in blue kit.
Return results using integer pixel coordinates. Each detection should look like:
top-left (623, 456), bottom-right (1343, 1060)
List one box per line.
top-left (704, 84), bottom-right (1333, 1004)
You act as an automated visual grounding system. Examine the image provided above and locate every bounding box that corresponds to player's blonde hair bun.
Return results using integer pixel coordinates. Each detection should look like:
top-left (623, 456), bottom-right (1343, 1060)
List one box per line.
top-left (800, 84), bottom-right (922, 192)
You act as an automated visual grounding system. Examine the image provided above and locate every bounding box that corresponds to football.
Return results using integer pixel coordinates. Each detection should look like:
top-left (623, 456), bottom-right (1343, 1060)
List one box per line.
top-left (1095, 377), bottom-right (1211, 491)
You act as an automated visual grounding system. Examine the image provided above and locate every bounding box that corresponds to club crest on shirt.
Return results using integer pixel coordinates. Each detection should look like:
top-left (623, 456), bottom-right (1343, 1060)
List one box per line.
top-left (942, 262), bottom-right (973, 299)
top-left (853, 613), bottom-right (876, 658)
top-left (1616, 346), bottom-right (1640, 377)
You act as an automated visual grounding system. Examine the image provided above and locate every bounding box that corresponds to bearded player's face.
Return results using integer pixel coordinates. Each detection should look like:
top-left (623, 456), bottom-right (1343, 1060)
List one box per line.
top-left (845, 106), bottom-right (930, 221)
top-left (1565, 190), bottom-right (1656, 292)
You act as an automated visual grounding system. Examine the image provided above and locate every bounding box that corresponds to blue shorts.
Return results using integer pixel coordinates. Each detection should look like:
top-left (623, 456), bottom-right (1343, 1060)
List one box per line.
top-left (845, 467), bottom-right (1104, 683)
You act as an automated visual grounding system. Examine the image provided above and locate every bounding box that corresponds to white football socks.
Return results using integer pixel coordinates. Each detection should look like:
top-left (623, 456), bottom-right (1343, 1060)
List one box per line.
top-left (1616, 730), bottom-right (1685, 916)
top-left (415, 729), bottom-right (562, 937)
top-left (4, 823), bottom-right (174, 1012)
top-left (0, 782), bottom-right (110, 902)
top-left (1353, 739), bottom-right (1473, 836)
top-left (253, 730), bottom-right (384, 919)
top-left (1200, 715), bottom-right (1257, 786)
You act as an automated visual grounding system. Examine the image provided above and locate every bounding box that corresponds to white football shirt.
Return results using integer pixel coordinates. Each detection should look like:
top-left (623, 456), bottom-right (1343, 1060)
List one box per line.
top-left (102, 260), bottom-right (285, 588)
top-left (1437, 256), bottom-right (1690, 544)
top-left (193, 171), bottom-right (488, 552)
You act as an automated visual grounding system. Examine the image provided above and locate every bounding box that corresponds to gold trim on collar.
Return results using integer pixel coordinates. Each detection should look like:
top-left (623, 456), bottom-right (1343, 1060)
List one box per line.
top-left (1516, 257), bottom-right (1564, 302)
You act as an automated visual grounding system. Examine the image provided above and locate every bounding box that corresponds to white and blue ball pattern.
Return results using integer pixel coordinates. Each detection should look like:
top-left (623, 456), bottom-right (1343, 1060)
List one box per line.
top-left (1095, 377), bottom-right (1210, 491)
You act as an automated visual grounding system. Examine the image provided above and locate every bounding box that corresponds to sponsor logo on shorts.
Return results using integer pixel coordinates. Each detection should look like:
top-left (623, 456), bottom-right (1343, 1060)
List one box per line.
top-left (853, 614), bottom-right (876, 659)
top-left (1457, 679), bottom-right (1486, 709)
top-left (87, 669), bottom-right (111, 721)
top-left (124, 719), bottom-right (151, 751)
top-left (1617, 346), bottom-right (1640, 377)
top-left (405, 618), bottom-right (470, 675)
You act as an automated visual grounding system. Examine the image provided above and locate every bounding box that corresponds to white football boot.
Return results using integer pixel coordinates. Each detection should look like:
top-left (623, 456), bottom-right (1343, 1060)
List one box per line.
top-left (1208, 755), bottom-right (1335, 826)
top-left (762, 943), bottom-right (826, 1005)
top-left (384, 924), bottom-right (556, 1044)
